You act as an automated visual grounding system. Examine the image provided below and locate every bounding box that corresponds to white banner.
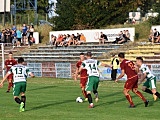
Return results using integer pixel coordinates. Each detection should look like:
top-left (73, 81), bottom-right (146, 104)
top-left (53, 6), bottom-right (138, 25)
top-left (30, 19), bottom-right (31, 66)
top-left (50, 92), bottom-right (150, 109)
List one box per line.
top-left (27, 63), bottom-right (42, 77)
top-left (55, 63), bottom-right (71, 78)
top-left (151, 64), bottom-right (160, 80)
top-left (98, 66), bottom-right (127, 80)
top-left (152, 25), bottom-right (160, 32)
top-left (0, 0), bottom-right (10, 12)
top-left (49, 27), bottom-right (135, 42)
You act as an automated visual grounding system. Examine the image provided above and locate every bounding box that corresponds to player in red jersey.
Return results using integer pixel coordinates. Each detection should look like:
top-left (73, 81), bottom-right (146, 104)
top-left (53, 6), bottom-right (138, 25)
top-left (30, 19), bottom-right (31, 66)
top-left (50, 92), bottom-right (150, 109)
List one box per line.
top-left (115, 53), bottom-right (149, 108)
top-left (4, 52), bottom-right (17, 93)
top-left (75, 53), bottom-right (88, 101)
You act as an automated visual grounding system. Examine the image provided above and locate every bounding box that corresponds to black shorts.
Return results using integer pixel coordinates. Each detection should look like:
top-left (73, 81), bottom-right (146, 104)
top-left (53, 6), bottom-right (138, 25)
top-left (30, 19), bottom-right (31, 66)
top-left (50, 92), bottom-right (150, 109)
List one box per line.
top-left (22, 33), bottom-right (26, 36)
top-left (17, 38), bottom-right (21, 42)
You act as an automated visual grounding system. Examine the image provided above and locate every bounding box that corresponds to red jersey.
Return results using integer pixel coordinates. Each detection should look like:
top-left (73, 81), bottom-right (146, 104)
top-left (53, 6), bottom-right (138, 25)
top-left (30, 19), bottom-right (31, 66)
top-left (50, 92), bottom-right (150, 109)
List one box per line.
top-left (5, 59), bottom-right (17, 71)
top-left (120, 59), bottom-right (137, 79)
top-left (76, 61), bottom-right (87, 78)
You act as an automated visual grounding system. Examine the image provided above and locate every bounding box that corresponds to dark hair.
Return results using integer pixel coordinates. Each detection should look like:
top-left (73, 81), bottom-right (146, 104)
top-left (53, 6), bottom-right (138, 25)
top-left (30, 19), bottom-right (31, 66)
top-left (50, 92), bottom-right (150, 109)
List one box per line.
top-left (80, 52), bottom-right (84, 55)
top-left (136, 57), bottom-right (143, 62)
top-left (86, 52), bottom-right (92, 57)
top-left (18, 57), bottom-right (24, 63)
top-left (118, 52), bottom-right (125, 58)
top-left (9, 52), bottom-right (13, 55)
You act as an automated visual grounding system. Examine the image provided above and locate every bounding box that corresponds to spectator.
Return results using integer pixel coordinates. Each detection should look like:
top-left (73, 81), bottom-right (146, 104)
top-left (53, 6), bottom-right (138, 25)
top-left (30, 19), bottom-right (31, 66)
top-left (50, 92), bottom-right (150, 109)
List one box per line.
top-left (152, 28), bottom-right (160, 43)
top-left (54, 34), bottom-right (63, 46)
top-left (49, 34), bottom-right (56, 46)
top-left (125, 30), bottom-right (130, 41)
top-left (118, 31), bottom-right (127, 44)
top-left (16, 28), bottom-right (22, 47)
top-left (29, 25), bottom-right (34, 39)
top-left (12, 36), bottom-right (17, 47)
top-left (111, 54), bottom-right (119, 81)
top-left (1, 30), bottom-right (5, 43)
top-left (77, 33), bottom-right (86, 45)
top-left (67, 34), bottom-right (74, 46)
top-left (148, 29), bottom-right (154, 42)
top-left (22, 24), bottom-right (28, 45)
top-left (99, 32), bottom-right (108, 44)
top-left (6, 28), bottom-right (11, 43)
top-left (28, 35), bottom-right (35, 48)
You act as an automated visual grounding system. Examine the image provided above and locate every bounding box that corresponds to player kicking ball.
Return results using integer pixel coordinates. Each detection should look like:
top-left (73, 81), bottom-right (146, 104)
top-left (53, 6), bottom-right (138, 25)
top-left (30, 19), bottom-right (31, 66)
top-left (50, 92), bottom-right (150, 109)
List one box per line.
top-left (75, 53), bottom-right (88, 101)
top-left (79, 52), bottom-right (110, 108)
top-left (136, 57), bottom-right (160, 101)
top-left (115, 53), bottom-right (149, 108)
top-left (0, 57), bottom-right (34, 112)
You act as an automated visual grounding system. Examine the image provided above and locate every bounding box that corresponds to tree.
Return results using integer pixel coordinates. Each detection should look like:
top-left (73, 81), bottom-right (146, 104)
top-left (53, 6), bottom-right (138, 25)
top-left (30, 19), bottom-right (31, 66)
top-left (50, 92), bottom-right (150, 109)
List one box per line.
top-left (53, 0), bottom-right (156, 30)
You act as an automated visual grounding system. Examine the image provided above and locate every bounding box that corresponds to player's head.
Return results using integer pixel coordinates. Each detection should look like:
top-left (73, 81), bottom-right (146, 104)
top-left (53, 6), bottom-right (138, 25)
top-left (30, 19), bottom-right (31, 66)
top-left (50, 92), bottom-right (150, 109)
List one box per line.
top-left (86, 52), bottom-right (92, 59)
top-left (136, 57), bottom-right (143, 66)
top-left (18, 57), bottom-right (24, 64)
top-left (8, 52), bottom-right (13, 59)
top-left (79, 52), bottom-right (85, 61)
top-left (118, 52), bottom-right (125, 62)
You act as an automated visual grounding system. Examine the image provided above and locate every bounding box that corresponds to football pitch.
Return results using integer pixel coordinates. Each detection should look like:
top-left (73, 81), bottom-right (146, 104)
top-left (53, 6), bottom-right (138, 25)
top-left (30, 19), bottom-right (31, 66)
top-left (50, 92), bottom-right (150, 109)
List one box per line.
top-left (1, 78), bottom-right (160, 120)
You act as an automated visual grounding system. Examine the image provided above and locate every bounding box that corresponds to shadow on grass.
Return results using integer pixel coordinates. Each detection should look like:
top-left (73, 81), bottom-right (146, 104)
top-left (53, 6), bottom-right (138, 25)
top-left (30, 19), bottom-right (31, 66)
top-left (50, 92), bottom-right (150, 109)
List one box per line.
top-left (26, 100), bottom-right (73, 111)
top-left (28, 86), bottom-right (57, 91)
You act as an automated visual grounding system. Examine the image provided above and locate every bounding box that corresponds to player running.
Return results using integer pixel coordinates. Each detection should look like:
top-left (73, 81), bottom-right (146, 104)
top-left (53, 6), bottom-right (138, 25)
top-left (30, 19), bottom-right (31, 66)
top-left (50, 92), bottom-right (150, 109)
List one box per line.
top-left (136, 57), bottom-right (160, 101)
top-left (115, 53), bottom-right (149, 108)
top-left (0, 57), bottom-right (34, 112)
top-left (75, 53), bottom-right (88, 101)
top-left (79, 52), bottom-right (110, 108)
top-left (4, 52), bottom-right (17, 93)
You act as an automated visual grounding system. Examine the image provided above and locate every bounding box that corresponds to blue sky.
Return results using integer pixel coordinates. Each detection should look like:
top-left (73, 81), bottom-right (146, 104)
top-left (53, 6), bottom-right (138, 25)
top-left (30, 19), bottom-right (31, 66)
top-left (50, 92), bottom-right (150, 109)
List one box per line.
top-left (48, 0), bottom-right (57, 18)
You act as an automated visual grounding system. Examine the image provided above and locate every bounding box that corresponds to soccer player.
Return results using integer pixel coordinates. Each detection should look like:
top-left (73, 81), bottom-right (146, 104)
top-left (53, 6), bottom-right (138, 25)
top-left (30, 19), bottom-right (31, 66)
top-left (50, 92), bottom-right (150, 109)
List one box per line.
top-left (4, 52), bottom-right (17, 93)
top-left (136, 57), bottom-right (160, 101)
top-left (79, 52), bottom-right (110, 108)
top-left (75, 53), bottom-right (88, 101)
top-left (115, 53), bottom-right (148, 108)
top-left (0, 57), bottom-right (34, 112)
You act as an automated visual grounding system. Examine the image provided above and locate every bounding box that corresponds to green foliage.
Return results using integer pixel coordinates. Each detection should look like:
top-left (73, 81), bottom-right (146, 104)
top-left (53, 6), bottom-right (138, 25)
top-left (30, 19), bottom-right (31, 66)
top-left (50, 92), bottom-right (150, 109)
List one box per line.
top-left (1, 78), bottom-right (160, 120)
top-left (54, 0), bottom-right (155, 30)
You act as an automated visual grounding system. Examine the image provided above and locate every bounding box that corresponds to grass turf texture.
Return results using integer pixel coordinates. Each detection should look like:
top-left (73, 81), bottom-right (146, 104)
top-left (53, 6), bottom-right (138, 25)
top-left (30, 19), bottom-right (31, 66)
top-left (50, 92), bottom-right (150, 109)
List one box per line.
top-left (0, 78), bottom-right (160, 120)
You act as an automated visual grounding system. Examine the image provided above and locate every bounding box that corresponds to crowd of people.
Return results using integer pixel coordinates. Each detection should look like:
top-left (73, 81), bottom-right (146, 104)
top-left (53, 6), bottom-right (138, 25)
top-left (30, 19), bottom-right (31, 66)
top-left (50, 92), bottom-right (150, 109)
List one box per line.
top-left (149, 28), bottom-right (160, 43)
top-left (49, 33), bottom-right (86, 47)
top-left (0, 24), bottom-right (35, 48)
top-left (112, 30), bottom-right (130, 44)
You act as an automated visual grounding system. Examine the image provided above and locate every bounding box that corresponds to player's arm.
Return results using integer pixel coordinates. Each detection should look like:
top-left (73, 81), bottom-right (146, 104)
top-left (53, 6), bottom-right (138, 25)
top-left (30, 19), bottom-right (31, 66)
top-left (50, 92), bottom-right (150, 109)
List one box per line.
top-left (115, 69), bottom-right (125, 83)
top-left (0, 72), bottom-right (11, 88)
top-left (29, 72), bottom-right (35, 78)
top-left (138, 72), bottom-right (147, 85)
top-left (74, 68), bottom-right (79, 81)
top-left (101, 63), bottom-right (111, 67)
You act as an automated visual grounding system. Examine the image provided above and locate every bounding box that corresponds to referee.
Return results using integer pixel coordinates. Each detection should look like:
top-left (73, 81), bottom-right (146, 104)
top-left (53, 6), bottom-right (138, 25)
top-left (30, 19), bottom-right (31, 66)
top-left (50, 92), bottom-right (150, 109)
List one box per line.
top-left (111, 54), bottom-right (119, 80)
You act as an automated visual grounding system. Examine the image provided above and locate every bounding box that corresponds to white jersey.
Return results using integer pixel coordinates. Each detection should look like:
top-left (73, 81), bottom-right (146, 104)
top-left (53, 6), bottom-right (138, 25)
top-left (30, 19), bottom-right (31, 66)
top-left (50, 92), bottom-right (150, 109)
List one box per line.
top-left (82, 59), bottom-right (101, 77)
top-left (8, 64), bottom-right (31, 83)
top-left (140, 64), bottom-right (155, 80)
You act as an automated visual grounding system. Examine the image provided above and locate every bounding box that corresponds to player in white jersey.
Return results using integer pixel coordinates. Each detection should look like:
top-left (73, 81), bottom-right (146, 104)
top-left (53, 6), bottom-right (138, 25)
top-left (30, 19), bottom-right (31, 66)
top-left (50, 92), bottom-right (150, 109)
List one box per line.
top-left (79, 52), bottom-right (110, 108)
top-left (0, 57), bottom-right (34, 112)
top-left (136, 57), bottom-right (160, 101)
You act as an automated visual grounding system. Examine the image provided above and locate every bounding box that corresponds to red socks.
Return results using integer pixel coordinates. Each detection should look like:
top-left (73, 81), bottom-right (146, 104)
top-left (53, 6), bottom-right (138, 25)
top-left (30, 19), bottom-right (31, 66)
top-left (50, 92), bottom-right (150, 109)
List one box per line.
top-left (135, 91), bottom-right (147, 102)
top-left (82, 90), bottom-right (87, 98)
top-left (8, 83), bottom-right (13, 91)
top-left (125, 94), bottom-right (134, 106)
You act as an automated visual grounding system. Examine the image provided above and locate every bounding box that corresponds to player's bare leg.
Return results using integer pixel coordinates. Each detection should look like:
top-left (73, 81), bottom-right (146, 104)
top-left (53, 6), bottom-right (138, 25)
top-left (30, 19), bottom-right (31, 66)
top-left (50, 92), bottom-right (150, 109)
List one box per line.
top-left (87, 91), bottom-right (94, 108)
top-left (93, 90), bottom-right (99, 102)
top-left (7, 79), bottom-right (13, 93)
top-left (132, 88), bottom-right (149, 107)
top-left (123, 88), bottom-right (135, 108)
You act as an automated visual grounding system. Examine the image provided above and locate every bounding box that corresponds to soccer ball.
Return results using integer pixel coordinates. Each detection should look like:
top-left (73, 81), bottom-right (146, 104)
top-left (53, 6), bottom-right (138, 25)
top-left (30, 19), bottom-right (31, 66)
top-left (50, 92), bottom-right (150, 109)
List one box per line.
top-left (76, 97), bottom-right (83, 103)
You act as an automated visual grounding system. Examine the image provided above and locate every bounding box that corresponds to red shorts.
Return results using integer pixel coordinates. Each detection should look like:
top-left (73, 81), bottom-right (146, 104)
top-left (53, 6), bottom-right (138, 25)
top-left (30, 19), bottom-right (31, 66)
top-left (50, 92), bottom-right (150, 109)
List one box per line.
top-left (7, 74), bottom-right (13, 81)
top-left (124, 76), bottom-right (138, 89)
top-left (80, 77), bottom-right (88, 88)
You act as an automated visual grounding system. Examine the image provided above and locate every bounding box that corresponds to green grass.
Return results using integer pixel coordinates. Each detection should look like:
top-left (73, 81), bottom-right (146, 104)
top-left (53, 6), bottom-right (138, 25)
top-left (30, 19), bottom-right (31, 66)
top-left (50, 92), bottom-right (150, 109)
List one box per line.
top-left (0, 78), bottom-right (160, 120)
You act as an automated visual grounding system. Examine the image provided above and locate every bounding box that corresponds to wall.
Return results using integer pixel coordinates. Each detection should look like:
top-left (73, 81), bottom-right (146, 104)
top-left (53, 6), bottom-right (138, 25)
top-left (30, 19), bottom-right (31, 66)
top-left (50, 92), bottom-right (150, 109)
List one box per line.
top-left (49, 27), bottom-right (135, 42)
